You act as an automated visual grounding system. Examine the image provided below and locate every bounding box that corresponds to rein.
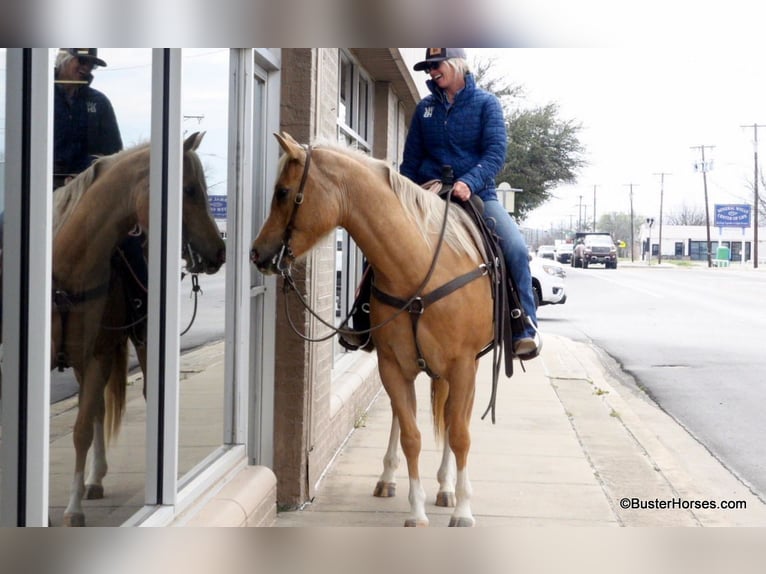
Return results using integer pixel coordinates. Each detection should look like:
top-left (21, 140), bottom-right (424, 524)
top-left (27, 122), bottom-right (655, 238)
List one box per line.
top-left (276, 148), bottom-right (490, 376)
top-left (277, 146), bottom-right (464, 344)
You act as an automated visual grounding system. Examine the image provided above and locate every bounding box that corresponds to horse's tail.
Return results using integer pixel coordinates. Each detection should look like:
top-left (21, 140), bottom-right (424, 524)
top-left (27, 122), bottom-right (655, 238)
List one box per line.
top-left (104, 343), bottom-right (129, 445)
top-left (431, 377), bottom-right (449, 445)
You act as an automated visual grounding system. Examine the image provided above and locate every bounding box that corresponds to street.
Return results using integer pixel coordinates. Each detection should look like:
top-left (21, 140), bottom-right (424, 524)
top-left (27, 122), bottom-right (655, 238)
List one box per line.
top-left (537, 262), bottom-right (766, 501)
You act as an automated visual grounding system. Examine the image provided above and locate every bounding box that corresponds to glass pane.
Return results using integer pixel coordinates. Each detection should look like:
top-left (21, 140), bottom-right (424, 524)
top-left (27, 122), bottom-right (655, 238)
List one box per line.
top-left (177, 49), bottom-right (228, 480)
top-left (47, 49), bottom-right (153, 526)
top-left (339, 53), bottom-right (352, 127)
top-left (358, 77), bottom-right (369, 140)
top-left (0, 47), bottom-right (5, 515)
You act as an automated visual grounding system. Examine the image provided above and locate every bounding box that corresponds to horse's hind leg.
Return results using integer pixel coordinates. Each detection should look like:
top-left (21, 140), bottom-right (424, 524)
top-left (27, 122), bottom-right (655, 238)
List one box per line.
top-left (435, 438), bottom-right (456, 507)
top-left (373, 411), bottom-right (400, 498)
top-left (84, 402), bottom-right (107, 500)
top-left (444, 360), bottom-right (477, 527)
top-left (63, 362), bottom-right (107, 527)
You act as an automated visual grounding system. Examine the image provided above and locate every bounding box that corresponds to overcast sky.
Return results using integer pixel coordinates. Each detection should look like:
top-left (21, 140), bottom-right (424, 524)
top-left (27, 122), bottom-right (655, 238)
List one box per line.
top-left (0, 48), bottom-right (231, 197)
top-left (3, 47), bottom-right (765, 232)
top-left (472, 48), bottom-right (766, 230)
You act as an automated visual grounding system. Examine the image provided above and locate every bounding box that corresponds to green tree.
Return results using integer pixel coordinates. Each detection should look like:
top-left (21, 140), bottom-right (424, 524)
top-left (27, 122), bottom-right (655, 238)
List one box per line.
top-left (473, 57), bottom-right (586, 221)
top-left (597, 211), bottom-right (645, 256)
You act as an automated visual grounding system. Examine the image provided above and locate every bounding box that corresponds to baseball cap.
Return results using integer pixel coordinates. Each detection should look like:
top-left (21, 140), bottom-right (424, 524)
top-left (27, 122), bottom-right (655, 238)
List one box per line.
top-left (63, 48), bottom-right (107, 67)
top-left (413, 48), bottom-right (467, 71)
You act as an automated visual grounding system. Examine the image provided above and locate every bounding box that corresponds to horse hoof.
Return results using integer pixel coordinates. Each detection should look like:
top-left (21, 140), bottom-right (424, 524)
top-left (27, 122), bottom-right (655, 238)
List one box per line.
top-left (63, 513), bottom-right (86, 527)
top-left (404, 518), bottom-right (429, 527)
top-left (373, 481), bottom-right (396, 498)
top-left (448, 516), bottom-right (475, 527)
top-left (84, 484), bottom-right (104, 500)
top-left (435, 491), bottom-right (456, 507)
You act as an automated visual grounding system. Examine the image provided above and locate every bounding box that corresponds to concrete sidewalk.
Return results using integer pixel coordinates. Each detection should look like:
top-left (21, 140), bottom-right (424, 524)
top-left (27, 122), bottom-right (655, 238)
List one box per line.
top-left (276, 334), bottom-right (766, 527)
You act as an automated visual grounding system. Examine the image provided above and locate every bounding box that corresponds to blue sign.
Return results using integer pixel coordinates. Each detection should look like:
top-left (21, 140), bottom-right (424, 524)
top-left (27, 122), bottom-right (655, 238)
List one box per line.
top-left (208, 195), bottom-right (227, 220)
top-left (714, 204), bottom-right (751, 228)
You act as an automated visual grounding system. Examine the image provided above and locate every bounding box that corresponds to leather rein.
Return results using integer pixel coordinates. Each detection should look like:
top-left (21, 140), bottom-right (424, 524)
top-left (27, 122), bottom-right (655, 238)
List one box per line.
top-left (275, 146), bottom-right (492, 383)
top-left (52, 238), bottom-right (204, 371)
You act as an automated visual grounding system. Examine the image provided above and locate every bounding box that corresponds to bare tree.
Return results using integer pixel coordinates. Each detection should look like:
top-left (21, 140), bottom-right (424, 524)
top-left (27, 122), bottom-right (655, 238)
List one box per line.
top-left (665, 202), bottom-right (707, 225)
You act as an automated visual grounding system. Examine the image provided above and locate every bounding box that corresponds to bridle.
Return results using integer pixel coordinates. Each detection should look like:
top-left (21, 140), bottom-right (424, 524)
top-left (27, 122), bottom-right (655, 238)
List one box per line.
top-left (274, 145), bottom-right (312, 276)
top-left (274, 146), bottom-right (485, 348)
top-left (272, 145), bottom-right (509, 421)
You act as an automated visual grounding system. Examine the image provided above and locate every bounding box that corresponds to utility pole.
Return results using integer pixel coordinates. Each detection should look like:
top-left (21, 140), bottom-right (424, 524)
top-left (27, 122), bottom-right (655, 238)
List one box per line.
top-left (691, 145), bottom-right (715, 268)
top-left (592, 184), bottom-right (598, 231)
top-left (653, 172), bottom-right (671, 264)
top-left (741, 124), bottom-right (765, 268)
top-left (577, 195), bottom-right (583, 231)
top-left (624, 183), bottom-right (638, 262)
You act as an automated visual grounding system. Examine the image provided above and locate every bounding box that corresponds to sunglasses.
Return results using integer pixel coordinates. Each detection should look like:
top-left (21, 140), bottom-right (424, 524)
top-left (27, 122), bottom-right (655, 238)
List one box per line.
top-left (425, 61), bottom-right (442, 71)
top-left (77, 56), bottom-right (95, 67)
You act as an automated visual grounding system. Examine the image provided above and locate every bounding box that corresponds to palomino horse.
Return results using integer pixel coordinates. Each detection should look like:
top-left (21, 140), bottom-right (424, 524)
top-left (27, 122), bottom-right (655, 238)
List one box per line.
top-left (7, 132), bottom-right (224, 526)
top-left (251, 133), bottom-right (493, 527)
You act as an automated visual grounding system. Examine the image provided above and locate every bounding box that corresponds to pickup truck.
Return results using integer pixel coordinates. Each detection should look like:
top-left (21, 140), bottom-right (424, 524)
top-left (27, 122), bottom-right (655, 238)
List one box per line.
top-left (571, 232), bottom-right (618, 269)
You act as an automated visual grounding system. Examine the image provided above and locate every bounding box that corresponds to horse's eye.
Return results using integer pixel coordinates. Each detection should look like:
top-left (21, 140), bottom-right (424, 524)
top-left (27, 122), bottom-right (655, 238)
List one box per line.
top-left (183, 185), bottom-right (195, 197)
top-left (276, 187), bottom-right (290, 201)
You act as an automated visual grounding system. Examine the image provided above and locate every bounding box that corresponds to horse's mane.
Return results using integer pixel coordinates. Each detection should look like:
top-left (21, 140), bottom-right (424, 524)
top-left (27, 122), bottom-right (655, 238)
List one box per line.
top-left (313, 142), bottom-right (486, 262)
top-left (52, 144), bottom-right (150, 237)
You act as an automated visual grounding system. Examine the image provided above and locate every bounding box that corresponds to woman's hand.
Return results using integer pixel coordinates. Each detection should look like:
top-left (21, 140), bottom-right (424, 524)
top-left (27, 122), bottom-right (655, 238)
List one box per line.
top-left (453, 180), bottom-right (472, 202)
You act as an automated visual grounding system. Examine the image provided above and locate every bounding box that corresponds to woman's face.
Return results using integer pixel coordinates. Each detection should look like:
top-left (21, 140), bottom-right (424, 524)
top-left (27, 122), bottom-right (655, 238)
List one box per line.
top-left (428, 60), bottom-right (462, 92)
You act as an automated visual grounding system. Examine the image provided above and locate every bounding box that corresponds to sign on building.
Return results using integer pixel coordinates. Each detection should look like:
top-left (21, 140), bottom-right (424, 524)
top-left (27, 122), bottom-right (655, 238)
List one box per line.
top-left (209, 195), bottom-right (227, 220)
top-left (714, 204), bottom-right (751, 228)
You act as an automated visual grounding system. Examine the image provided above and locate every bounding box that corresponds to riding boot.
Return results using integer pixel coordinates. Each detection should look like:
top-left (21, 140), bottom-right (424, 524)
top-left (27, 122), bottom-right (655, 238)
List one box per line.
top-left (339, 266), bottom-right (375, 352)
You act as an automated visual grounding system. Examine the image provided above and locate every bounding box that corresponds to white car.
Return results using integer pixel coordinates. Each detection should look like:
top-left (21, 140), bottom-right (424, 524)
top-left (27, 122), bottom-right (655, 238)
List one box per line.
top-left (536, 244), bottom-right (557, 260)
top-left (529, 256), bottom-right (567, 307)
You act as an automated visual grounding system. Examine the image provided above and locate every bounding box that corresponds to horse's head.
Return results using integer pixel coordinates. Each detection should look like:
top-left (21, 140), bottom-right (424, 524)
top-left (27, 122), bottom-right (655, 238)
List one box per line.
top-left (250, 132), bottom-right (340, 275)
top-left (181, 132), bottom-right (226, 274)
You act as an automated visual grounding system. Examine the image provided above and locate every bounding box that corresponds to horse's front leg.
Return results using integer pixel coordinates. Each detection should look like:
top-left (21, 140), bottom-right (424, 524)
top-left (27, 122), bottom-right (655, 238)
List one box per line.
top-left (379, 359), bottom-right (427, 527)
top-left (373, 410), bottom-right (400, 498)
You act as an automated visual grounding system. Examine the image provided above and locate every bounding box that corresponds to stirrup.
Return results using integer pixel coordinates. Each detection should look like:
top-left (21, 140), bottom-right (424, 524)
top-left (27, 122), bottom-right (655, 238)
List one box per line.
top-left (338, 329), bottom-right (374, 352)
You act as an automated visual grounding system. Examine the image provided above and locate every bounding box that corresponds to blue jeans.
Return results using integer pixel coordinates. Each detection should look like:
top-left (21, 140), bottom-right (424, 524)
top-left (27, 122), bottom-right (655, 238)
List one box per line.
top-left (481, 198), bottom-right (537, 339)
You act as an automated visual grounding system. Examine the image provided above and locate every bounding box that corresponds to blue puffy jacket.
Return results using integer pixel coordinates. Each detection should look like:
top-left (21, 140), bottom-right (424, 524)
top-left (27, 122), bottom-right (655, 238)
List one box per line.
top-left (400, 73), bottom-right (507, 202)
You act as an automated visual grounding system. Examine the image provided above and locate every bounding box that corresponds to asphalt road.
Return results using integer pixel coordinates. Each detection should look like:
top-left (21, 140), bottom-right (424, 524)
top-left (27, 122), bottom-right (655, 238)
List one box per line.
top-left (536, 260), bottom-right (766, 501)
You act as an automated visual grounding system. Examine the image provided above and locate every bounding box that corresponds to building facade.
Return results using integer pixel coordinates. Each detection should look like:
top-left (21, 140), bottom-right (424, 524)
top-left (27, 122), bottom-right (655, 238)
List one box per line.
top-left (638, 222), bottom-right (766, 264)
top-left (1, 48), bottom-right (424, 526)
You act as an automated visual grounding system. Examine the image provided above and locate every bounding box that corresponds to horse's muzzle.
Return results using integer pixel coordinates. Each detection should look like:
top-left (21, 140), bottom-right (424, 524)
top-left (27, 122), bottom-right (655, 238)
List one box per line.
top-left (184, 246), bottom-right (225, 275)
top-left (250, 247), bottom-right (279, 275)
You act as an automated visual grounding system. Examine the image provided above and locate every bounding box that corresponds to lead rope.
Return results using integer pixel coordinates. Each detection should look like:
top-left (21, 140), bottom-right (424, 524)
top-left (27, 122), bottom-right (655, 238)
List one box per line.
top-left (180, 273), bottom-right (202, 336)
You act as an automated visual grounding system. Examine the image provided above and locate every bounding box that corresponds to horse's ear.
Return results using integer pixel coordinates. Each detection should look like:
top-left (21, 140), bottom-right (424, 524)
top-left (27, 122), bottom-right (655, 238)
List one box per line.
top-left (274, 132), bottom-right (303, 160)
top-left (184, 131), bottom-right (206, 152)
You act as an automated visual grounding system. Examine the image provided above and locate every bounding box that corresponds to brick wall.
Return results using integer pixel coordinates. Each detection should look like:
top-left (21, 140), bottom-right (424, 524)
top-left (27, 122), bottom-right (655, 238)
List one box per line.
top-left (274, 48), bottom-right (407, 508)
